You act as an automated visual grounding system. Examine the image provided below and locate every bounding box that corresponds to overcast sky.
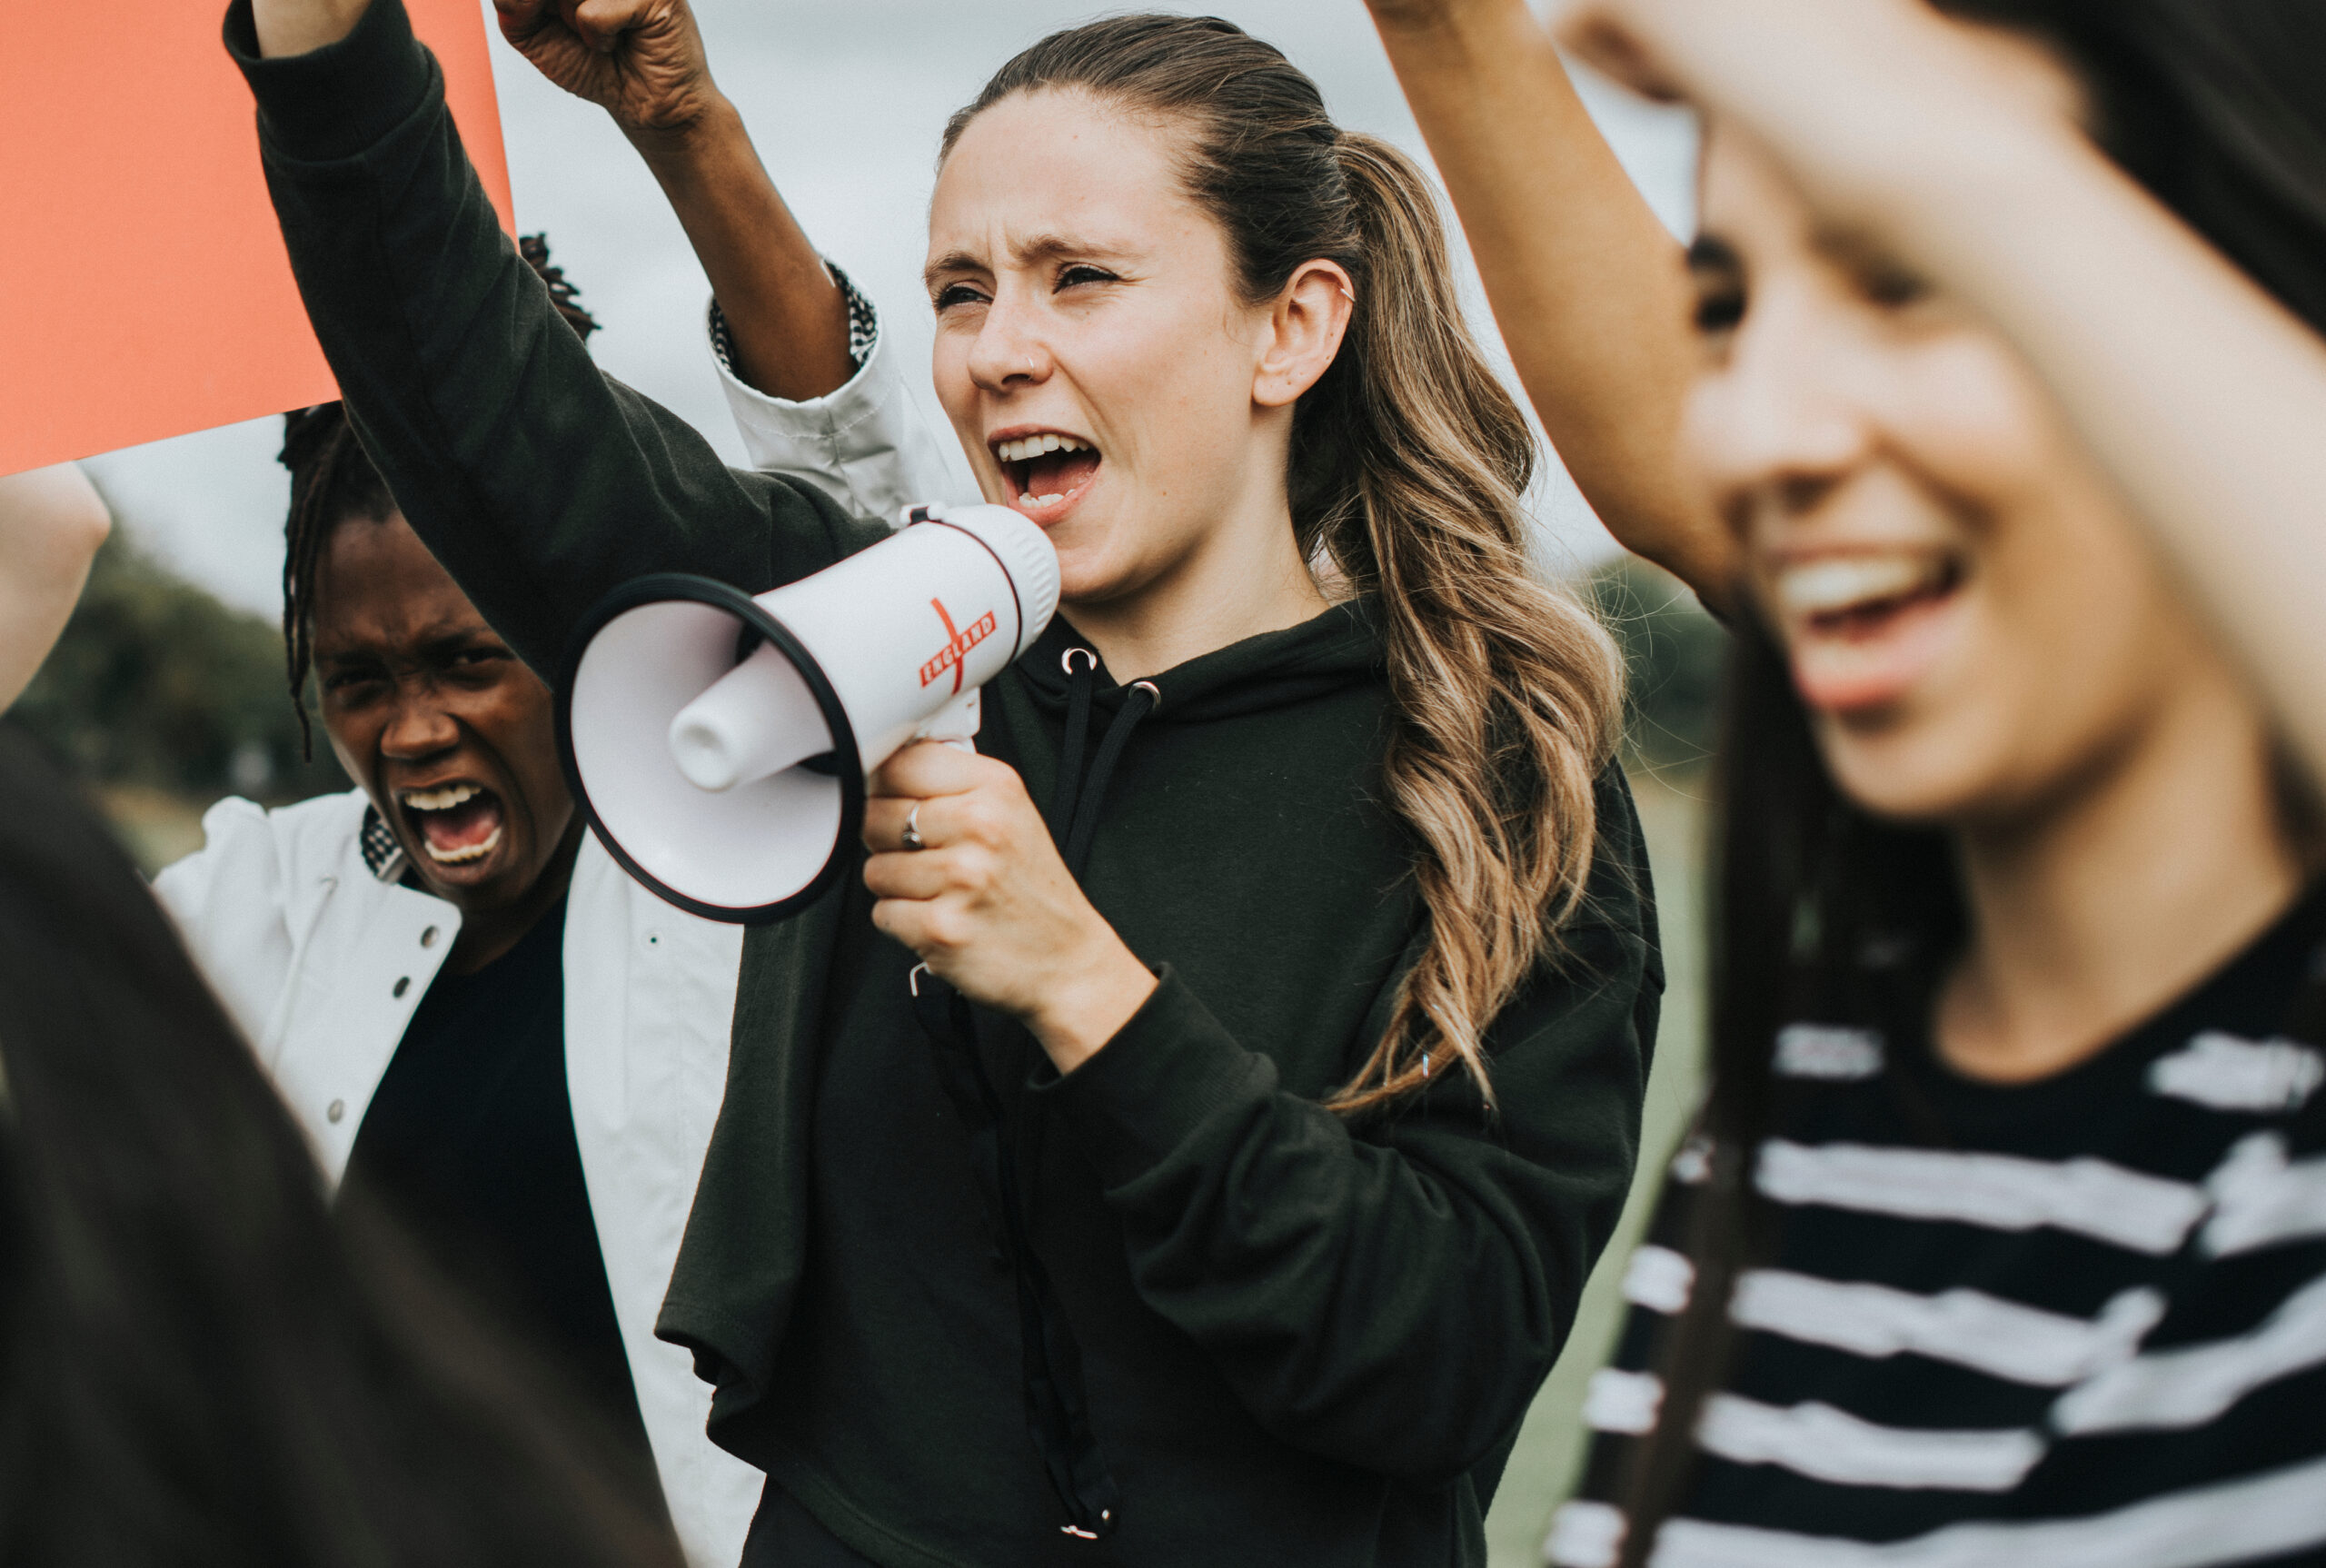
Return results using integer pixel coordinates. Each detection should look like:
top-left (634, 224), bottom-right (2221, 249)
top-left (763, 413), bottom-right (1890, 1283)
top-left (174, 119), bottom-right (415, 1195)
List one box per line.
top-left (82, 0), bottom-right (1693, 618)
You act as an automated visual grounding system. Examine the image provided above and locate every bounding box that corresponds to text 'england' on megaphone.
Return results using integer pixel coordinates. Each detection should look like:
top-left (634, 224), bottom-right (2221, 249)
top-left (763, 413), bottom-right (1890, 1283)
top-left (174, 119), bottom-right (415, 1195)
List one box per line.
top-left (557, 502), bottom-right (1061, 924)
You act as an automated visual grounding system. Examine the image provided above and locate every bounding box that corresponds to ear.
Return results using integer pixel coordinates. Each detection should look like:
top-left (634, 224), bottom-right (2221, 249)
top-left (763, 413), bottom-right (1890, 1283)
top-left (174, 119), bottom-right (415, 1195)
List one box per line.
top-left (1254, 260), bottom-right (1356, 411)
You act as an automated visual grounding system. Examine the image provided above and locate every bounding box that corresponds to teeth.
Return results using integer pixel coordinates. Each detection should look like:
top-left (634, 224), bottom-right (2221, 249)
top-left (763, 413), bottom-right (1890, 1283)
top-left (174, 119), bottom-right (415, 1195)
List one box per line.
top-left (1019, 493), bottom-right (1066, 508)
top-left (403, 783), bottom-right (482, 811)
top-left (1774, 555), bottom-right (1944, 619)
top-left (423, 825), bottom-right (503, 865)
top-left (994, 434), bottom-right (1091, 463)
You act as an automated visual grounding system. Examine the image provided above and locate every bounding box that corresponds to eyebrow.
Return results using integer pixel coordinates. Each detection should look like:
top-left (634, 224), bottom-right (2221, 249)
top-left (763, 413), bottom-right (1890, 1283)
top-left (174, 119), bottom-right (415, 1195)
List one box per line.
top-left (922, 232), bottom-right (1133, 290)
top-left (315, 629), bottom-right (497, 666)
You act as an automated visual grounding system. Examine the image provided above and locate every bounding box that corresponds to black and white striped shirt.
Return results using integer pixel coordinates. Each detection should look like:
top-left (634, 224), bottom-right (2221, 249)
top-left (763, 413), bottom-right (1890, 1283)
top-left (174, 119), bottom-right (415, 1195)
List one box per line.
top-left (1553, 890), bottom-right (2326, 1568)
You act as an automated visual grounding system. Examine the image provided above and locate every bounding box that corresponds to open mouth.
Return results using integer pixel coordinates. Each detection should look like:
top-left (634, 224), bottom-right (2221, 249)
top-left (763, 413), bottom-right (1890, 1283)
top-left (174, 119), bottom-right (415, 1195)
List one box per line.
top-left (398, 781), bottom-right (507, 867)
top-left (1765, 550), bottom-right (1966, 713)
top-left (991, 431), bottom-right (1103, 525)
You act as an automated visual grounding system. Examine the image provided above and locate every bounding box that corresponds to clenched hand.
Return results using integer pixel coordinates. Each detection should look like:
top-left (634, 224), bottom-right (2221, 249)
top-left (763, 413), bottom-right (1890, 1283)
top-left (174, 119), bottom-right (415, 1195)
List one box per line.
top-left (494, 0), bottom-right (719, 141)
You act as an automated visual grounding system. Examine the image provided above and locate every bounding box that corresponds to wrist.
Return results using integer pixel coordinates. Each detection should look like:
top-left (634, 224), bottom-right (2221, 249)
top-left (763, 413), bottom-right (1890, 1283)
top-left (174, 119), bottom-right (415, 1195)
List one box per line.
top-left (253, 0), bottom-right (371, 57)
top-left (1368, 0), bottom-right (1525, 58)
top-left (623, 89), bottom-right (743, 173)
top-left (1029, 938), bottom-right (1158, 1075)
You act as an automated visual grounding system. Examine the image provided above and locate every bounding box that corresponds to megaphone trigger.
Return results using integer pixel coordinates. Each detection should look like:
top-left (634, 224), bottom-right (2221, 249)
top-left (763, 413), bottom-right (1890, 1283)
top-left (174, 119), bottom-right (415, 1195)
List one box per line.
top-left (558, 504), bottom-right (1061, 924)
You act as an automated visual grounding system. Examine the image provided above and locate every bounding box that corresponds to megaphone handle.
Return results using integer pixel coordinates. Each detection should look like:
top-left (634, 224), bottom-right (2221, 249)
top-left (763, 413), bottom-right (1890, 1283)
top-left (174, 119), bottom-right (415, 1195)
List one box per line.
top-left (918, 687), bottom-right (983, 753)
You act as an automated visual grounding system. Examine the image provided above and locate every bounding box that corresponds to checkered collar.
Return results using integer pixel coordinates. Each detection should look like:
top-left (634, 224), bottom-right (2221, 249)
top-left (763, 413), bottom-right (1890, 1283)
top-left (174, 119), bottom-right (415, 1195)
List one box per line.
top-left (359, 804), bottom-right (410, 884)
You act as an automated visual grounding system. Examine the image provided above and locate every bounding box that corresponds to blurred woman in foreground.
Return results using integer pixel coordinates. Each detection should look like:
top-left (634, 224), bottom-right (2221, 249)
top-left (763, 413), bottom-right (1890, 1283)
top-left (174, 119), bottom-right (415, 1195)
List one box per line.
top-left (0, 723), bottom-right (679, 1567)
top-left (1371, 0), bottom-right (2326, 1561)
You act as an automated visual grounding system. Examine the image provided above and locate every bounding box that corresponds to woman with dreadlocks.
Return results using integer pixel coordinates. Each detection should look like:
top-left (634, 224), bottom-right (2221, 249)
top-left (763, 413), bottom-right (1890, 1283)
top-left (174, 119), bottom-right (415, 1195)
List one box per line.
top-left (154, 233), bottom-right (946, 1568)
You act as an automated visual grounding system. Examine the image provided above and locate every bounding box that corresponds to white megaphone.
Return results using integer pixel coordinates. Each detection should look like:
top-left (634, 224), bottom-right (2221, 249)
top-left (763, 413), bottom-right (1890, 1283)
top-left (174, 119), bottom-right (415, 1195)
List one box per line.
top-left (557, 502), bottom-right (1061, 922)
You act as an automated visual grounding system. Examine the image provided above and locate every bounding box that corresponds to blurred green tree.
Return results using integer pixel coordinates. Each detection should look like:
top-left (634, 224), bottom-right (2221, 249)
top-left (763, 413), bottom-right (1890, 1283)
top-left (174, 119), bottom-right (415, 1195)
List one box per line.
top-left (13, 531), bottom-right (346, 808)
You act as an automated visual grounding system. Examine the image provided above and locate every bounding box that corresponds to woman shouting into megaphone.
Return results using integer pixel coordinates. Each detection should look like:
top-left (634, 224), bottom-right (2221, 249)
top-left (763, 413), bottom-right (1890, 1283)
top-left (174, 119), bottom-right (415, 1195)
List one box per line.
top-left (229, 1), bottom-right (1662, 1562)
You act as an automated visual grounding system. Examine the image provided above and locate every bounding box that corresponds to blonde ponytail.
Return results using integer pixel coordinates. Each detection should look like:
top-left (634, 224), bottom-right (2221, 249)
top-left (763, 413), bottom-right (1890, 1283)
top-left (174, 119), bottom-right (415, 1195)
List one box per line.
top-left (1312, 134), bottom-right (1622, 1112)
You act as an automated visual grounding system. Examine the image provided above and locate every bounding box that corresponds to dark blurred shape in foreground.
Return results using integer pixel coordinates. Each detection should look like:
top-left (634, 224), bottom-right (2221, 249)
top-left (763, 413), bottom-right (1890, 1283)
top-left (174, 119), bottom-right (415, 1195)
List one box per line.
top-left (0, 722), bottom-right (681, 1568)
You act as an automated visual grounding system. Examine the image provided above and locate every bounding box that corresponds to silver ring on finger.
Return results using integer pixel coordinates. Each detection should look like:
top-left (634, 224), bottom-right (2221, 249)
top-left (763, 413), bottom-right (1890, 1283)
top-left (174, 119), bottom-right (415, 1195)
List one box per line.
top-left (902, 800), bottom-right (927, 851)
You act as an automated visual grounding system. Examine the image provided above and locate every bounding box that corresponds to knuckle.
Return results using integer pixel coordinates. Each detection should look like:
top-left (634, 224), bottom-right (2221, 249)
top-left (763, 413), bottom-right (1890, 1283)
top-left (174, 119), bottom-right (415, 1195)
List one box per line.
top-left (961, 799), bottom-right (1010, 849)
top-left (924, 908), bottom-right (970, 951)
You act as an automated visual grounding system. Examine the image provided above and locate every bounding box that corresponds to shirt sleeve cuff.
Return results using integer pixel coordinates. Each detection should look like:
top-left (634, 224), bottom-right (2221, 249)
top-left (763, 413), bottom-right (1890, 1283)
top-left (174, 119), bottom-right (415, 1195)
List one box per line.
top-left (706, 263), bottom-right (955, 525)
top-left (223, 0), bottom-right (434, 164)
top-left (708, 260), bottom-right (877, 382)
top-left (1030, 967), bottom-right (1277, 1190)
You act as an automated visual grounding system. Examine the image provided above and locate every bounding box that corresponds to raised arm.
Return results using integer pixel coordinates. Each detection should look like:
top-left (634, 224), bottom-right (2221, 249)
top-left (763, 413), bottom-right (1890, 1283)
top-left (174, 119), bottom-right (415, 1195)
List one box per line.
top-left (235, 0), bottom-right (880, 676)
top-left (0, 464), bottom-right (109, 710)
top-left (492, 0), bottom-right (852, 403)
top-left (1364, 0), bottom-right (1733, 612)
top-left (1562, 0), bottom-right (2326, 784)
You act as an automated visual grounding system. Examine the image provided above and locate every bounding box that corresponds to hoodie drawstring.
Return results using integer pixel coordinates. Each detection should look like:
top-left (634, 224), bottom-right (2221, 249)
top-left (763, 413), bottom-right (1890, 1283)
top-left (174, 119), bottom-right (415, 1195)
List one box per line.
top-left (1047, 647), bottom-right (1098, 842)
top-left (1056, 657), bottom-right (1158, 879)
top-left (906, 644), bottom-right (1154, 1543)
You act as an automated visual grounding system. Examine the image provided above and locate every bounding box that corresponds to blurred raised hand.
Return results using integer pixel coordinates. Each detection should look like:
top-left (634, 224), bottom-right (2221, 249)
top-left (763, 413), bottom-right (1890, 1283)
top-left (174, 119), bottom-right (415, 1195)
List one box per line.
top-left (494, 0), bottom-right (721, 144)
top-left (1549, 0), bottom-right (2056, 208)
top-left (0, 465), bottom-right (110, 710)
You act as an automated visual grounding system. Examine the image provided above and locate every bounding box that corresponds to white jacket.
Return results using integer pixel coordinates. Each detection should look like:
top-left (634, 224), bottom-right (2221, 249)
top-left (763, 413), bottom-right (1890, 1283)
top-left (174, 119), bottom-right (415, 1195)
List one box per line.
top-left (156, 289), bottom-right (955, 1568)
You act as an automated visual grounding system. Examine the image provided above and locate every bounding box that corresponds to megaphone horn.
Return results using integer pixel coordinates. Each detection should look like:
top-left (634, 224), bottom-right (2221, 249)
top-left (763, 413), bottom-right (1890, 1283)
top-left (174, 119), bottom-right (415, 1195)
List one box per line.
top-left (557, 503), bottom-right (1062, 924)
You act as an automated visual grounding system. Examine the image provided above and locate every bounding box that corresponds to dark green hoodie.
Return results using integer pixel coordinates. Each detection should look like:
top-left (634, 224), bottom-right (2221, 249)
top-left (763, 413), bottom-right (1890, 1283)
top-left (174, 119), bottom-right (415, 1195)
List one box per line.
top-left (228, 5), bottom-right (1662, 1563)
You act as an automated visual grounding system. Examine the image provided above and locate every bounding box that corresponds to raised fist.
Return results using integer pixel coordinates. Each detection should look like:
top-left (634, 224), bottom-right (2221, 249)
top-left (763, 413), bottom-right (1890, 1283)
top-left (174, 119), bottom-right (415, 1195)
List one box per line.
top-left (494, 0), bottom-right (719, 139)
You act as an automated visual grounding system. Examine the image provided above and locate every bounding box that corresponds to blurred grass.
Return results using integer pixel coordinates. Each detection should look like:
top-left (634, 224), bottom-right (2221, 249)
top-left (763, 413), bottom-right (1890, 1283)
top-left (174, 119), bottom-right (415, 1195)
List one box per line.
top-left (1484, 767), bottom-right (1707, 1566)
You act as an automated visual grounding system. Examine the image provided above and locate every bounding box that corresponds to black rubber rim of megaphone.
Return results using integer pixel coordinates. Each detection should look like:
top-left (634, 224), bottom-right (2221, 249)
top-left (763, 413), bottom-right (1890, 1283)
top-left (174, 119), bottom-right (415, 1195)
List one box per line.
top-left (555, 572), bottom-right (865, 927)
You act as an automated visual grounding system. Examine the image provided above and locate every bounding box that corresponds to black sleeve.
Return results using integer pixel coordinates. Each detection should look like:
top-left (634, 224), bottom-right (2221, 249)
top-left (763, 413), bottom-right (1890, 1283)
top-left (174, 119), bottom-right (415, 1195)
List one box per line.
top-left (223, 0), bottom-right (888, 678)
top-left (1034, 774), bottom-right (1663, 1484)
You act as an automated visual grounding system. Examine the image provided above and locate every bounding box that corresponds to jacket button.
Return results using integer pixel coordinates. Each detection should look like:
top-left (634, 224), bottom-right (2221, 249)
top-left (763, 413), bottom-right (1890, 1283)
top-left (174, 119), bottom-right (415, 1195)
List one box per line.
top-left (646, 931), bottom-right (661, 947)
top-left (421, 926), bottom-right (440, 948)
top-left (327, 1099), bottom-right (346, 1124)
top-left (393, 977), bottom-right (412, 998)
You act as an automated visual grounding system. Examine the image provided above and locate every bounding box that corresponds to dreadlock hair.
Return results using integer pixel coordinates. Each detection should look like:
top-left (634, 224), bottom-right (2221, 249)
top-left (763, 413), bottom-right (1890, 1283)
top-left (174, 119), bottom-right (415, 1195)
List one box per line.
top-left (278, 234), bottom-right (599, 758)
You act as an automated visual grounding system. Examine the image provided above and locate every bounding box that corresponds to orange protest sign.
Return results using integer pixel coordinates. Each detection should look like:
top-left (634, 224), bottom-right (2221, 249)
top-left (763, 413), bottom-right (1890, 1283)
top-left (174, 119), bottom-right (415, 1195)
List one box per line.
top-left (0, 2), bottom-right (512, 477)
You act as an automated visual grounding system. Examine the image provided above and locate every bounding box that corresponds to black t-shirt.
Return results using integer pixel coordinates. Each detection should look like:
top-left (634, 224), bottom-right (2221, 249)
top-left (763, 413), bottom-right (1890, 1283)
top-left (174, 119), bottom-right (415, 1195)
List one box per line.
top-left (342, 895), bottom-right (647, 1455)
top-left (1556, 887), bottom-right (2326, 1568)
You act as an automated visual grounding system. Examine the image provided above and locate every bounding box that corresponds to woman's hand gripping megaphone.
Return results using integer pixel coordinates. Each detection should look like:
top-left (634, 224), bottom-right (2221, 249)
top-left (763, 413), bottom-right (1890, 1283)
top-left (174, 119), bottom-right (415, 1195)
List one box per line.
top-left (861, 744), bottom-right (1158, 1076)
